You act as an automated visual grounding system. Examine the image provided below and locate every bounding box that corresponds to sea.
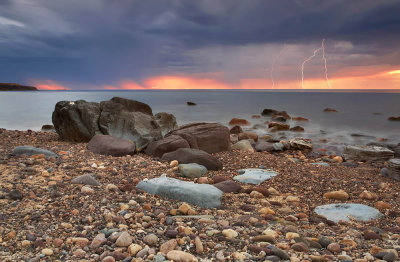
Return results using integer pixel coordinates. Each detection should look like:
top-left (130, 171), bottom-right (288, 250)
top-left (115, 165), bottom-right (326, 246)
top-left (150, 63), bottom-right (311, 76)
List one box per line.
top-left (1, 89), bottom-right (399, 154)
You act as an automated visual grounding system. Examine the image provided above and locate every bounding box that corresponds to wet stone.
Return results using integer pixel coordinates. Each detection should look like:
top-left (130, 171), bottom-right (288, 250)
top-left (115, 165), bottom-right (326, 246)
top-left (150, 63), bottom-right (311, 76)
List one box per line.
top-left (233, 168), bottom-right (278, 185)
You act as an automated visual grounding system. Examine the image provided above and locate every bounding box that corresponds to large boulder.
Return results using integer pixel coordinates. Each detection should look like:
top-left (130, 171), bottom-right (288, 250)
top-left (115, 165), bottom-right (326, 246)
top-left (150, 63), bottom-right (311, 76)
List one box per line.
top-left (99, 98), bottom-right (162, 151)
top-left (161, 148), bottom-right (222, 170)
top-left (87, 135), bottom-right (135, 157)
top-left (145, 135), bottom-right (190, 158)
top-left (137, 176), bottom-right (223, 208)
top-left (166, 123), bottom-right (230, 154)
top-left (342, 145), bottom-right (394, 161)
top-left (52, 100), bottom-right (101, 142)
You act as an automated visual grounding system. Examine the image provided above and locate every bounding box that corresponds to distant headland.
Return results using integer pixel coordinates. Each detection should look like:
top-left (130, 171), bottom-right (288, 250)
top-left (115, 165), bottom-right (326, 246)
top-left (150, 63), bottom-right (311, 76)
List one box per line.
top-left (0, 83), bottom-right (38, 91)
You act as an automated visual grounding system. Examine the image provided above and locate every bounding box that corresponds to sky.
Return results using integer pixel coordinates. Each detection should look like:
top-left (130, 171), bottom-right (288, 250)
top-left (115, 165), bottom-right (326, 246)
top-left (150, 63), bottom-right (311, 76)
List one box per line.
top-left (0, 0), bottom-right (400, 90)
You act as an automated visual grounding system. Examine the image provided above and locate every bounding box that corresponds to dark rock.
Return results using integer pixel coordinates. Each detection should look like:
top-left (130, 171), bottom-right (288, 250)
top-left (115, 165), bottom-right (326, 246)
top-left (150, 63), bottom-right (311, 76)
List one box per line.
top-left (87, 135), bottom-right (135, 156)
top-left (264, 256), bottom-right (280, 262)
top-left (52, 99), bottom-right (101, 142)
top-left (240, 204), bottom-right (255, 212)
top-left (0, 83), bottom-right (38, 91)
top-left (255, 141), bottom-right (275, 152)
top-left (165, 230), bottom-right (179, 238)
top-left (363, 231), bottom-right (381, 240)
top-left (41, 124), bottom-right (55, 131)
top-left (271, 247), bottom-right (290, 260)
top-left (162, 148), bottom-right (222, 170)
top-left (213, 180), bottom-right (242, 193)
top-left (166, 123), bottom-right (230, 154)
top-left (318, 236), bottom-right (332, 248)
top-left (388, 116), bottom-right (400, 121)
top-left (383, 252), bottom-right (396, 262)
top-left (387, 158), bottom-right (400, 181)
top-left (291, 242), bottom-right (309, 252)
top-left (9, 189), bottom-right (23, 200)
top-left (212, 175), bottom-right (230, 184)
top-left (268, 122), bottom-right (290, 131)
top-left (290, 126), bottom-right (305, 132)
top-left (271, 116), bottom-right (287, 122)
top-left (229, 125), bottom-right (243, 134)
top-left (187, 102), bottom-right (196, 106)
top-left (145, 135), bottom-right (190, 158)
top-left (323, 108), bottom-right (338, 112)
top-left (261, 109), bottom-right (279, 116)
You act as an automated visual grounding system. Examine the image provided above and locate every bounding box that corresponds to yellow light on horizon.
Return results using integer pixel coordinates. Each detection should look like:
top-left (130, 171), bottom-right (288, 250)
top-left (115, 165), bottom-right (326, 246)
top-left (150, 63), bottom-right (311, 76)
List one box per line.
top-left (387, 69), bottom-right (400, 75)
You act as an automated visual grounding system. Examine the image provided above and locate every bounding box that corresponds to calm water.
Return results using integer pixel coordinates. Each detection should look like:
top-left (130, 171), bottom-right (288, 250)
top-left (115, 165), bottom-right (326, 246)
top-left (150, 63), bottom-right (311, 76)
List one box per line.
top-left (0, 90), bottom-right (399, 151)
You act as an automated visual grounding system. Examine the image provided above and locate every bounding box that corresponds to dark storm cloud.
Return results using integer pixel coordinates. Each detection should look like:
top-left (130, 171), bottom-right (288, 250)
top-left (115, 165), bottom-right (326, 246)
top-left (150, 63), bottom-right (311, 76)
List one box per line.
top-left (0, 0), bottom-right (399, 87)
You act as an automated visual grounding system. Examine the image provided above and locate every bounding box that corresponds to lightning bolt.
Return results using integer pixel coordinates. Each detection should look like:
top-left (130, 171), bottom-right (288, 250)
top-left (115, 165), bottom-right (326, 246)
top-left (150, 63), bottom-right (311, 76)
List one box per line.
top-left (301, 39), bottom-right (332, 89)
top-left (270, 44), bottom-right (286, 88)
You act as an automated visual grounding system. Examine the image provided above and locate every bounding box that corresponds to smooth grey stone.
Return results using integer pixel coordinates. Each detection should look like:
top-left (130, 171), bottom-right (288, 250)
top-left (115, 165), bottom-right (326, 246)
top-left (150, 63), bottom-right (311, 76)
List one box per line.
top-left (137, 176), bottom-right (223, 208)
top-left (233, 168), bottom-right (278, 185)
top-left (314, 203), bottom-right (383, 223)
top-left (12, 146), bottom-right (58, 158)
top-left (71, 174), bottom-right (101, 186)
top-left (310, 162), bottom-right (330, 167)
top-left (177, 163), bottom-right (207, 178)
top-left (273, 142), bottom-right (284, 151)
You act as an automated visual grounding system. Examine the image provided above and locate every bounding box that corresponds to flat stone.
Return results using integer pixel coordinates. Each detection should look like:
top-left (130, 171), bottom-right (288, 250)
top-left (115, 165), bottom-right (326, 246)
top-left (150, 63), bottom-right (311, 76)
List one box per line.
top-left (310, 162), bottom-right (330, 167)
top-left (342, 145), bottom-right (394, 161)
top-left (314, 203), bottom-right (384, 223)
top-left (71, 174), bottom-right (101, 186)
top-left (12, 146), bottom-right (58, 158)
top-left (233, 169), bottom-right (278, 185)
top-left (136, 176), bottom-right (223, 208)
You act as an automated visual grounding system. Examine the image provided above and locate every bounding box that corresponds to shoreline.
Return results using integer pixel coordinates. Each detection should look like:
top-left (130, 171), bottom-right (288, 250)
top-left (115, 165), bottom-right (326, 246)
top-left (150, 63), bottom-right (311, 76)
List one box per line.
top-left (1, 128), bottom-right (399, 261)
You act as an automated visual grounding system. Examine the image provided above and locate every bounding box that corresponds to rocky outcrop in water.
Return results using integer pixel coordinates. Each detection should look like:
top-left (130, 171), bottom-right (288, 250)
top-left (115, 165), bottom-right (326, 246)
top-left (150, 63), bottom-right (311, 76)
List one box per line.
top-left (0, 83), bottom-right (38, 91)
top-left (52, 97), bottom-right (177, 151)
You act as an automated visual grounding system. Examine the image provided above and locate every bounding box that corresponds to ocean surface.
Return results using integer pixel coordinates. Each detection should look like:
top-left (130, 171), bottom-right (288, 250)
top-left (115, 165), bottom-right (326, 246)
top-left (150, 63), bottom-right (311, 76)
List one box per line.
top-left (0, 90), bottom-right (399, 153)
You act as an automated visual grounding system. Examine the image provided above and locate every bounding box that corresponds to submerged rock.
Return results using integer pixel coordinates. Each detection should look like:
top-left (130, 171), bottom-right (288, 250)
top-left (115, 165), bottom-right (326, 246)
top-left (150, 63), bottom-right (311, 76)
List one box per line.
top-left (314, 203), bottom-right (383, 223)
top-left (342, 145), bottom-right (394, 161)
top-left (187, 101), bottom-right (196, 106)
top-left (228, 118), bottom-right (250, 126)
top-left (233, 168), bottom-right (278, 185)
top-left (136, 176), bottom-right (223, 208)
top-left (12, 146), bottom-right (58, 158)
top-left (323, 108), bottom-right (338, 112)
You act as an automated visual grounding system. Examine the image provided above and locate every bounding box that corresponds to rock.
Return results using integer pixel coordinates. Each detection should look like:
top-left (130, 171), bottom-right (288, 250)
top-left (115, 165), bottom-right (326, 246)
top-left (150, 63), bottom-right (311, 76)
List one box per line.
top-left (87, 135), bottom-right (135, 156)
top-left (238, 132), bottom-right (258, 142)
top-left (102, 256), bottom-right (116, 262)
top-left (213, 180), bottom-right (242, 193)
top-left (12, 146), bottom-right (58, 158)
top-left (387, 158), bottom-right (400, 181)
top-left (41, 124), bottom-right (55, 131)
top-left (145, 135), bottom-right (190, 158)
top-left (314, 203), bottom-right (384, 223)
top-left (327, 243), bottom-right (341, 253)
top-left (228, 118), bottom-right (250, 126)
top-left (91, 233), bottom-right (107, 248)
top-left (81, 186), bottom-right (94, 194)
top-left (231, 140), bottom-right (254, 152)
top-left (323, 190), bottom-right (349, 200)
top-left (292, 116), bottom-right (309, 122)
top-left (9, 189), bottom-right (23, 200)
top-left (128, 244), bottom-right (142, 256)
top-left (136, 176), bottom-right (223, 208)
top-left (166, 250), bottom-right (198, 262)
top-left (177, 163), bottom-right (207, 179)
top-left (212, 175), bottom-right (230, 184)
top-left (71, 174), bottom-right (101, 186)
top-left (310, 162), bottom-right (330, 167)
top-left (342, 145), bottom-right (394, 162)
top-left (291, 242), bottom-right (309, 252)
top-left (230, 126), bottom-right (243, 134)
top-left (162, 148), bottom-right (222, 171)
top-left (194, 237), bottom-right (203, 254)
top-left (290, 126), bottom-right (304, 132)
top-left (143, 234), bottom-right (158, 246)
top-left (359, 190), bottom-right (378, 200)
top-left (272, 115), bottom-right (287, 122)
top-left (383, 252), bottom-right (397, 262)
top-left (375, 201), bottom-right (391, 210)
top-left (323, 108), bottom-right (338, 112)
top-left (187, 101), bottom-right (196, 106)
top-left (154, 112), bottom-right (178, 137)
top-left (318, 236), bottom-right (332, 248)
top-left (252, 235), bottom-right (275, 243)
top-left (41, 248), bottom-right (53, 256)
top-left (268, 122), bottom-right (290, 131)
top-left (115, 231), bottom-right (132, 247)
top-left (98, 97), bottom-right (162, 151)
top-left (52, 99), bottom-right (101, 142)
top-left (166, 123), bottom-right (231, 153)
top-left (222, 229), bottom-right (238, 239)
top-left (160, 239), bottom-right (177, 255)
top-left (255, 141), bottom-right (275, 152)
top-left (271, 247), bottom-right (290, 260)
top-left (364, 231), bottom-right (381, 240)
top-left (233, 168), bottom-right (278, 185)
top-left (261, 109), bottom-right (279, 116)
top-left (388, 116), bottom-right (400, 121)
top-left (288, 138), bottom-right (312, 150)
